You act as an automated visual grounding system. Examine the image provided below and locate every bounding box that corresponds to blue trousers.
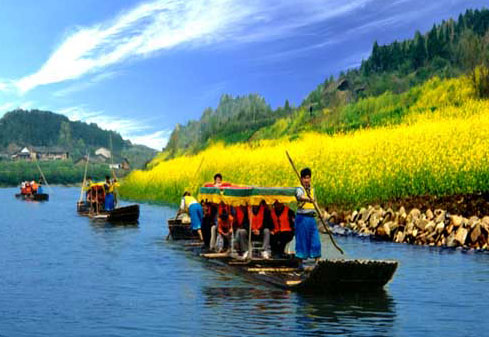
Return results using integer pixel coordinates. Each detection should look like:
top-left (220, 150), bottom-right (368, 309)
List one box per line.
top-left (295, 214), bottom-right (321, 259)
top-left (189, 203), bottom-right (203, 230)
top-left (105, 193), bottom-right (115, 211)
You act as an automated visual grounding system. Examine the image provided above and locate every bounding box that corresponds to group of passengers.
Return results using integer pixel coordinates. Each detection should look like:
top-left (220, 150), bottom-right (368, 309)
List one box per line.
top-left (20, 180), bottom-right (43, 195)
top-left (84, 175), bottom-right (119, 212)
top-left (178, 169), bottom-right (321, 266)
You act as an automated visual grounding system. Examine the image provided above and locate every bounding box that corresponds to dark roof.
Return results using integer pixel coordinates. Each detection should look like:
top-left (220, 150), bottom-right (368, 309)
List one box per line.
top-left (30, 146), bottom-right (68, 153)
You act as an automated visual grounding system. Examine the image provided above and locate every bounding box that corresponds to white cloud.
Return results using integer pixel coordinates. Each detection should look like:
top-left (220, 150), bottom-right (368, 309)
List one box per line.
top-left (15, 0), bottom-right (251, 93)
top-left (59, 105), bottom-right (167, 149)
top-left (129, 129), bottom-right (172, 150)
top-left (14, 0), bottom-right (375, 93)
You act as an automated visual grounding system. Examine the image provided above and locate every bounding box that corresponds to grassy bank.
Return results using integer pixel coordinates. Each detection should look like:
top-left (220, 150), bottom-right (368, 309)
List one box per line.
top-left (120, 76), bottom-right (489, 208)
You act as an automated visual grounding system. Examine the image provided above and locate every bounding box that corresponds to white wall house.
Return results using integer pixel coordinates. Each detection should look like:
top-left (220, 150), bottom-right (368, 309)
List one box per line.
top-left (95, 147), bottom-right (111, 159)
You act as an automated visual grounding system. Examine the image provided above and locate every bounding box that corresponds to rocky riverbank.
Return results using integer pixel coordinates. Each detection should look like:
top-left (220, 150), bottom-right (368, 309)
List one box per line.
top-left (322, 194), bottom-right (489, 250)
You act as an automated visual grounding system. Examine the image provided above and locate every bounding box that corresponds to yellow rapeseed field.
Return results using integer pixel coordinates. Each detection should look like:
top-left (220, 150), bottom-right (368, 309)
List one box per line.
top-left (120, 76), bottom-right (489, 207)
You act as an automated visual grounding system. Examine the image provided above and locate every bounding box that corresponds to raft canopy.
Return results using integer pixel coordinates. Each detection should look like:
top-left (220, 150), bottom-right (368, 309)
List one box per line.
top-left (198, 184), bottom-right (297, 206)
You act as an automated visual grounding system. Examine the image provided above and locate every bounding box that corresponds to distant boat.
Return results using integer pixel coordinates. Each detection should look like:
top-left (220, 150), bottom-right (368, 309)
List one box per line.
top-left (77, 153), bottom-right (139, 224)
top-left (15, 193), bottom-right (49, 201)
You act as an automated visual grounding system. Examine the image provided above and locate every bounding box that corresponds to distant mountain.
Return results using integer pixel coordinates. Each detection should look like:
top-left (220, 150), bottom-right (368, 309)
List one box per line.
top-left (0, 109), bottom-right (156, 169)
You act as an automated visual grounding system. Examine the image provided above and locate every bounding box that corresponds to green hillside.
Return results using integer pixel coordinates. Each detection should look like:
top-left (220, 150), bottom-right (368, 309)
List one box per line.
top-left (163, 8), bottom-right (489, 157)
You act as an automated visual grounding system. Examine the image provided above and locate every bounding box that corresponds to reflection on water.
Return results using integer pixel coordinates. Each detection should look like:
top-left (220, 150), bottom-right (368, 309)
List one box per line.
top-left (202, 286), bottom-right (396, 336)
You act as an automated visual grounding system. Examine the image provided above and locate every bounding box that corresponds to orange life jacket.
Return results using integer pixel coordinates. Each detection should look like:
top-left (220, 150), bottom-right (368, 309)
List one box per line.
top-left (251, 204), bottom-right (266, 232)
top-left (218, 215), bottom-right (234, 234)
top-left (32, 183), bottom-right (38, 192)
top-left (218, 203), bottom-right (231, 216)
top-left (25, 185), bottom-right (32, 194)
top-left (234, 206), bottom-right (246, 228)
top-left (271, 206), bottom-right (293, 233)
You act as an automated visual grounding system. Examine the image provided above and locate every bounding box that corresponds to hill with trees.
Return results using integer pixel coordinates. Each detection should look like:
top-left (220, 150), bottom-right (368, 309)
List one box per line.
top-left (163, 8), bottom-right (489, 157)
top-left (0, 109), bottom-right (156, 169)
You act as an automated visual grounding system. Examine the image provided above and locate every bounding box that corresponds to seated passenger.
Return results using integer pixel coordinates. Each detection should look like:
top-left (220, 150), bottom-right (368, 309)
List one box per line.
top-left (238, 200), bottom-right (272, 259)
top-left (233, 205), bottom-right (249, 256)
top-left (31, 181), bottom-right (38, 194)
top-left (270, 201), bottom-right (295, 258)
top-left (210, 202), bottom-right (234, 251)
top-left (25, 183), bottom-right (32, 195)
top-left (216, 211), bottom-right (234, 253)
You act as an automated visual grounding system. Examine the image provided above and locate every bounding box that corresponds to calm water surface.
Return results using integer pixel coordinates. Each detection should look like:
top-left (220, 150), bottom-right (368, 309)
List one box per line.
top-left (0, 187), bottom-right (488, 336)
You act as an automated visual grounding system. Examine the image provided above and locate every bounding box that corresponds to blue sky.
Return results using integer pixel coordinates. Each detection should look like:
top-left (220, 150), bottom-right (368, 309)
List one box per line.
top-left (0, 0), bottom-right (486, 149)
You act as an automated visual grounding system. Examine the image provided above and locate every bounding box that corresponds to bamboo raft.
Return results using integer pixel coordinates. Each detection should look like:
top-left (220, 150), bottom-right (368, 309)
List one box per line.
top-left (168, 218), bottom-right (398, 293)
top-left (15, 193), bottom-right (49, 201)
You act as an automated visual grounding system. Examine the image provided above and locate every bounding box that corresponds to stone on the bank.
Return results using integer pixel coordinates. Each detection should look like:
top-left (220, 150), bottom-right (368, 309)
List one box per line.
top-left (435, 222), bottom-right (445, 233)
top-left (446, 233), bottom-right (457, 247)
top-left (450, 215), bottom-right (463, 227)
top-left (470, 224), bottom-right (482, 243)
top-left (455, 227), bottom-right (468, 245)
top-left (416, 219), bottom-right (429, 230)
top-left (434, 209), bottom-right (446, 223)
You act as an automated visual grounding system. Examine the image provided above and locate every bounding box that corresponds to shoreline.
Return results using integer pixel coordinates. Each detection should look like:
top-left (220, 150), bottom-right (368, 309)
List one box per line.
top-left (322, 194), bottom-right (489, 251)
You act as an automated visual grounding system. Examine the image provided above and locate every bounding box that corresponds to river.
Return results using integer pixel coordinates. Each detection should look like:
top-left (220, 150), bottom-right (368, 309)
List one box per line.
top-left (0, 187), bottom-right (487, 336)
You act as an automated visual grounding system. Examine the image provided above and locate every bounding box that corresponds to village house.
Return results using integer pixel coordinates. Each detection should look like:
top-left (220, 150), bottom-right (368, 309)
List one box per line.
top-left (11, 146), bottom-right (69, 161)
top-left (95, 147), bottom-right (111, 160)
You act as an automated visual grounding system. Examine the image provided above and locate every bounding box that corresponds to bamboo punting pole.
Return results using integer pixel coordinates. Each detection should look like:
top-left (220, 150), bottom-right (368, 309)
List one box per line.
top-left (79, 153), bottom-right (90, 202)
top-left (285, 151), bottom-right (344, 255)
top-left (34, 157), bottom-right (52, 193)
top-left (168, 157), bottom-right (206, 241)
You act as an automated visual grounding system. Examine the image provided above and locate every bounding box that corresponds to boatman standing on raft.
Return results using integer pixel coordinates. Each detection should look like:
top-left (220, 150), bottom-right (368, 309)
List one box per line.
top-left (178, 191), bottom-right (204, 241)
top-left (295, 167), bottom-right (321, 269)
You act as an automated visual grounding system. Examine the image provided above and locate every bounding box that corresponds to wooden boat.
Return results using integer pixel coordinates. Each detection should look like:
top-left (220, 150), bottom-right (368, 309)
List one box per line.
top-left (15, 193), bottom-right (49, 201)
top-left (168, 217), bottom-right (200, 240)
top-left (76, 154), bottom-right (139, 224)
top-left (77, 201), bottom-right (140, 223)
top-left (168, 216), bottom-right (398, 293)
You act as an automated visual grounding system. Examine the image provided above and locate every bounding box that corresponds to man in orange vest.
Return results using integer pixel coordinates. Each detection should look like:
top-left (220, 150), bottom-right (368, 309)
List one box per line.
top-left (270, 201), bottom-right (295, 258)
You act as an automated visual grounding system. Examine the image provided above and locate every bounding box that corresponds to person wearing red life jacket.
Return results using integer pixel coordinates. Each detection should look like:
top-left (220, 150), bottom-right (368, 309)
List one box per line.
top-left (270, 201), bottom-right (295, 258)
top-left (210, 202), bottom-right (235, 251)
top-left (25, 183), bottom-right (33, 195)
top-left (216, 211), bottom-right (234, 252)
top-left (233, 205), bottom-right (249, 256)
